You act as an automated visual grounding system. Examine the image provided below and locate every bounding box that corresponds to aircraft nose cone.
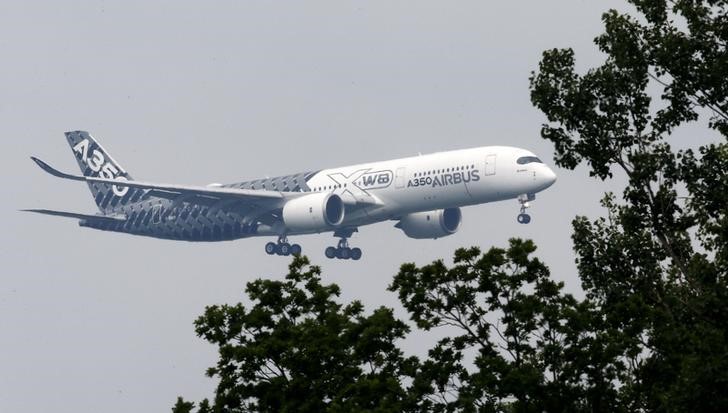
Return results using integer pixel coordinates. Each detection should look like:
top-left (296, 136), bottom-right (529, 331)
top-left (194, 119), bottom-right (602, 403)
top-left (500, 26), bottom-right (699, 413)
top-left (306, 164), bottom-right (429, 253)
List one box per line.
top-left (540, 166), bottom-right (557, 189)
top-left (546, 167), bottom-right (557, 185)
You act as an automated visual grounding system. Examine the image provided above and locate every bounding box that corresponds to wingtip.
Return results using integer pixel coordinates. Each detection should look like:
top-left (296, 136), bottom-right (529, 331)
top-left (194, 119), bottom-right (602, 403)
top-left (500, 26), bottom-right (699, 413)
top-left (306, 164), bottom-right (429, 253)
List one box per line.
top-left (30, 156), bottom-right (51, 171)
top-left (30, 156), bottom-right (49, 167)
top-left (29, 156), bottom-right (76, 179)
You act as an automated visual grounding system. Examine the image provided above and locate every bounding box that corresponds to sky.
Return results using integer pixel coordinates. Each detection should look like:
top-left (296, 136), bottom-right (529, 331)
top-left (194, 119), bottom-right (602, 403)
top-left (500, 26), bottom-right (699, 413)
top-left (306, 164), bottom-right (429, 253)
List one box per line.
top-left (2, 1), bottom-right (711, 412)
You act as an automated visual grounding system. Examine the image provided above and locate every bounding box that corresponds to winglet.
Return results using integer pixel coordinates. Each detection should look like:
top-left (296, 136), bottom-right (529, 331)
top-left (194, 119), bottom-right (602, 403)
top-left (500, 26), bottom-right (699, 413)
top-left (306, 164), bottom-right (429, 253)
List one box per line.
top-left (31, 156), bottom-right (83, 181)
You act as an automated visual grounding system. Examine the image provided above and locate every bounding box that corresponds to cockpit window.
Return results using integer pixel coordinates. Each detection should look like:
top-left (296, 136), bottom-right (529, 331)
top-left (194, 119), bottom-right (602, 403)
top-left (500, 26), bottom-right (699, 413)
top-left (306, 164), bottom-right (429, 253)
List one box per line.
top-left (516, 156), bottom-right (542, 165)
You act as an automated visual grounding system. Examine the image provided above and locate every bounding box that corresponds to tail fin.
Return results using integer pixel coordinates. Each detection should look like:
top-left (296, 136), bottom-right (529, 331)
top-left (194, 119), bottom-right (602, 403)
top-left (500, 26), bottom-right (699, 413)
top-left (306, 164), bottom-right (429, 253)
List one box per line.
top-left (65, 131), bottom-right (144, 212)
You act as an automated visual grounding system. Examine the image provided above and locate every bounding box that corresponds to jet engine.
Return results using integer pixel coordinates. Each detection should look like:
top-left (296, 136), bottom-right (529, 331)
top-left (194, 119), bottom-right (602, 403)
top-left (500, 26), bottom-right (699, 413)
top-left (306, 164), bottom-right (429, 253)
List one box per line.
top-left (396, 207), bottom-right (461, 239)
top-left (282, 193), bottom-right (345, 232)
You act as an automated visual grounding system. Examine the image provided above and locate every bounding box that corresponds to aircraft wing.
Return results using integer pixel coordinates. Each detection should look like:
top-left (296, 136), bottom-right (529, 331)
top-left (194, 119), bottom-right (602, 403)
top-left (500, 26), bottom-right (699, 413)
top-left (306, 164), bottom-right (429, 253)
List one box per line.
top-left (31, 157), bottom-right (301, 203)
top-left (22, 208), bottom-right (127, 222)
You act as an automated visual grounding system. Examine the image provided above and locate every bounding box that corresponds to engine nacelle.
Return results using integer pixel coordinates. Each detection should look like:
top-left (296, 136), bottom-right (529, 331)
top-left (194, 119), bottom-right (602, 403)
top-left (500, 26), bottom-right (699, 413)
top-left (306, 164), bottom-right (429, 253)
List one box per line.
top-left (282, 193), bottom-right (345, 232)
top-left (396, 207), bottom-right (462, 239)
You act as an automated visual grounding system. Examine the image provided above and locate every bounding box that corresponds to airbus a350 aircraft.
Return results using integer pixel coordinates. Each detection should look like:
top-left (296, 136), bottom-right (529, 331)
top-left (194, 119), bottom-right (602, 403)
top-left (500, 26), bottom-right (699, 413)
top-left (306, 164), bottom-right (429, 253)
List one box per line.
top-left (26, 131), bottom-right (556, 260)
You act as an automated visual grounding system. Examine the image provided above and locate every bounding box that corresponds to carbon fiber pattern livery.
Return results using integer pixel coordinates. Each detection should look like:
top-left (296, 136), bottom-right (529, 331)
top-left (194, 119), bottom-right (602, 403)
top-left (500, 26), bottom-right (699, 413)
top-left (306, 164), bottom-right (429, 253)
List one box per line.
top-left (64, 130), bottom-right (319, 241)
top-left (65, 131), bottom-right (147, 213)
top-left (226, 171), bottom-right (317, 193)
top-left (79, 197), bottom-right (263, 241)
top-left (80, 173), bottom-right (317, 241)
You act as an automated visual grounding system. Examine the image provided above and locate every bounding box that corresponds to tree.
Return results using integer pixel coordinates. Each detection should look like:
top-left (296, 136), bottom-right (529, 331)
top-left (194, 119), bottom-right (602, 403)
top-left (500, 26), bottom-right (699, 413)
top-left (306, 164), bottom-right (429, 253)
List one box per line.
top-left (389, 239), bottom-right (602, 412)
top-left (529, 0), bottom-right (728, 410)
top-left (174, 256), bottom-right (418, 413)
top-left (172, 397), bottom-right (196, 413)
top-left (178, 242), bottom-right (597, 413)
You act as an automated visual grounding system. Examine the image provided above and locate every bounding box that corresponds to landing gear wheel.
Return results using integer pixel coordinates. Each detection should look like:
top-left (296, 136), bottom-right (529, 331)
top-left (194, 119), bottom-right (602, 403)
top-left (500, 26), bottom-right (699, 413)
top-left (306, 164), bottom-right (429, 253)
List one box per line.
top-left (265, 242), bottom-right (277, 255)
top-left (327, 228), bottom-right (362, 260)
top-left (338, 247), bottom-right (351, 260)
top-left (277, 243), bottom-right (291, 256)
top-left (517, 213), bottom-right (531, 224)
top-left (290, 244), bottom-right (302, 256)
top-left (266, 236), bottom-right (301, 257)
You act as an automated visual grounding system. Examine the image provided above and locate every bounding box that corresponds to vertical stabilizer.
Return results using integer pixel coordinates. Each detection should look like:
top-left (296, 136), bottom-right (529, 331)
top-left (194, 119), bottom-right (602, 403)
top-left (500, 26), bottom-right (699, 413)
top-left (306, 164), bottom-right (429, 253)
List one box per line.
top-left (65, 131), bottom-right (144, 212)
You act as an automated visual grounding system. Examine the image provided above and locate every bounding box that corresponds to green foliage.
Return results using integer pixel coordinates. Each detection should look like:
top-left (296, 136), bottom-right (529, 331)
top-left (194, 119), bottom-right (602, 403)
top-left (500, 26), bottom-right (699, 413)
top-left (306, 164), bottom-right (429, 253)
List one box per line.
top-left (530, 0), bottom-right (728, 410)
top-left (178, 256), bottom-right (418, 413)
top-left (179, 242), bottom-right (609, 413)
top-left (172, 397), bottom-right (196, 413)
top-left (389, 239), bottom-right (592, 412)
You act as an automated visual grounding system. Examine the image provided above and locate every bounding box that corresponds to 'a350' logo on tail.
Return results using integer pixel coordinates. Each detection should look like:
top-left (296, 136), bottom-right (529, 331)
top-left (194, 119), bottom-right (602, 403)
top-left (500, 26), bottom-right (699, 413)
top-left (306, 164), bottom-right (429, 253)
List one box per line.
top-left (73, 139), bottom-right (129, 197)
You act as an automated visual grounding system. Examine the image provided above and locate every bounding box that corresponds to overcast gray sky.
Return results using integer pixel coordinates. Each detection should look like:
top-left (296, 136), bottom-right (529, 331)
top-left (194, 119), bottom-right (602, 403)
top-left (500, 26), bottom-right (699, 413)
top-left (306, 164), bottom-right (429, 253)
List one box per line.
top-left (2, 1), bottom-right (705, 411)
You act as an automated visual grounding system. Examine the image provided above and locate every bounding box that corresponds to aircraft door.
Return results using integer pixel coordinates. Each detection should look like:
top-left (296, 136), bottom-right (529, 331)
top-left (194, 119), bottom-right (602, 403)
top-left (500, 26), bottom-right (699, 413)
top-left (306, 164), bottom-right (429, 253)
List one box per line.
top-left (395, 167), bottom-right (406, 189)
top-left (485, 154), bottom-right (496, 176)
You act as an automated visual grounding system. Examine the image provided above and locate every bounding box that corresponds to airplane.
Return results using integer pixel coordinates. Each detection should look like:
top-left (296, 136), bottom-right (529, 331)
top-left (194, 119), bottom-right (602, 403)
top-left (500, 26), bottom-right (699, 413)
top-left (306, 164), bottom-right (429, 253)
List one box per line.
top-left (25, 131), bottom-right (557, 260)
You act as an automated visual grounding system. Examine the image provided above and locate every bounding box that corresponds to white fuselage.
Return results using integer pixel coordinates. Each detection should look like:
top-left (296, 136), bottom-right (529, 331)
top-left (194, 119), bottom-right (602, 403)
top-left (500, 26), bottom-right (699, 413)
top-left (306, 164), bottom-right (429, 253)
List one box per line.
top-left (269, 146), bottom-right (556, 235)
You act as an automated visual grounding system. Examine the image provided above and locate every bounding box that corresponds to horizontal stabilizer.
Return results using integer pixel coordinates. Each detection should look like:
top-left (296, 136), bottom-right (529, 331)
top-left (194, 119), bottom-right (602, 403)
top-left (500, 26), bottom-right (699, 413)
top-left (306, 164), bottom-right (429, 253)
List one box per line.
top-left (22, 209), bottom-right (127, 222)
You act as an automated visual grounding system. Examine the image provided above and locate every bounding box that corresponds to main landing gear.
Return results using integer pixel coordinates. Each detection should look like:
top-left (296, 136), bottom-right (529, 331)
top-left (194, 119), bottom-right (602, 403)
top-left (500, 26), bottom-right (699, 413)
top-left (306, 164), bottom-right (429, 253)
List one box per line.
top-left (325, 228), bottom-right (362, 260)
top-left (265, 236), bottom-right (302, 256)
top-left (517, 193), bottom-right (535, 224)
top-left (325, 238), bottom-right (362, 260)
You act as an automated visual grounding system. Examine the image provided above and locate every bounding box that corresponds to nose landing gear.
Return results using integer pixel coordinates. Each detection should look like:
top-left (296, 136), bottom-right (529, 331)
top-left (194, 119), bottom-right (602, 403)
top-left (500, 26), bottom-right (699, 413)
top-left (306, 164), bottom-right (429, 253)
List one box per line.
top-left (265, 236), bottom-right (302, 256)
top-left (325, 228), bottom-right (362, 260)
top-left (517, 193), bottom-right (535, 224)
